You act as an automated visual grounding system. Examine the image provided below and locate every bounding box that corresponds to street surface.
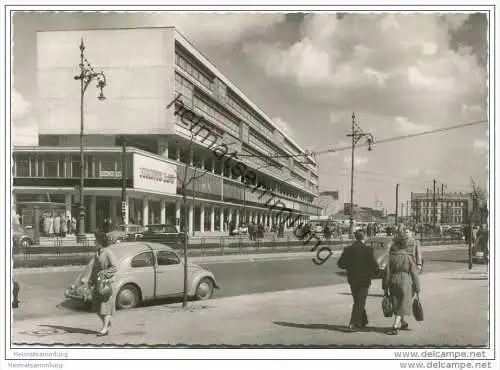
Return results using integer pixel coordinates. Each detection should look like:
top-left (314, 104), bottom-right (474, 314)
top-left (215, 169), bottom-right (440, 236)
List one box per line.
top-left (11, 263), bottom-right (488, 347)
top-left (13, 246), bottom-right (469, 322)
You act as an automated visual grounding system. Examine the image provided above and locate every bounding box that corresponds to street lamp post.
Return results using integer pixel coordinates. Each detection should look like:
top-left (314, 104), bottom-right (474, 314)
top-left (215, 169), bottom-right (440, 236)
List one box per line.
top-left (347, 112), bottom-right (374, 239)
top-left (74, 38), bottom-right (106, 242)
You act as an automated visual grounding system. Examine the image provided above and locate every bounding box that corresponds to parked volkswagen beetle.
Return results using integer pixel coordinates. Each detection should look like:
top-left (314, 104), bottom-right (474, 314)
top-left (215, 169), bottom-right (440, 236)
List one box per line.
top-left (65, 242), bottom-right (220, 310)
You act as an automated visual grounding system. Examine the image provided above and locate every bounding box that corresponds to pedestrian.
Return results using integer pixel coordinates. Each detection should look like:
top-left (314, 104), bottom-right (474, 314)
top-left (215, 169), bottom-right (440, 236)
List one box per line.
top-left (54, 213), bottom-right (61, 237)
top-left (383, 231), bottom-right (421, 335)
top-left (392, 228), bottom-right (423, 272)
top-left (71, 216), bottom-right (77, 235)
top-left (337, 230), bottom-right (379, 332)
top-left (81, 231), bottom-right (118, 336)
top-left (61, 214), bottom-right (68, 237)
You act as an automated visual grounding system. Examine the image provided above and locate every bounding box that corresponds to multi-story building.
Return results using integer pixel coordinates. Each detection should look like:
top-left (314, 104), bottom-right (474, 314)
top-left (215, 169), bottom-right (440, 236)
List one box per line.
top-left (317, 191), bottom-right (341, 217)
top-left (12, 27), bottom-right (321, 233)
top-left (411, 192), bottom-right (473, 225)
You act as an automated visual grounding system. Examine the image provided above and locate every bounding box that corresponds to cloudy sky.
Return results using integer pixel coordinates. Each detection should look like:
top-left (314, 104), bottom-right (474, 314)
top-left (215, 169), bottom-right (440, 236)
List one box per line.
top-left (11, 11), bottom-right (488, 213)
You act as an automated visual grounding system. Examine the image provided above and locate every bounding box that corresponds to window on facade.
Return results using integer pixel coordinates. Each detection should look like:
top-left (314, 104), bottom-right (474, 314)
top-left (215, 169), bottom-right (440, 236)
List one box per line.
top-left (175, 53), bottom-right (213, 91)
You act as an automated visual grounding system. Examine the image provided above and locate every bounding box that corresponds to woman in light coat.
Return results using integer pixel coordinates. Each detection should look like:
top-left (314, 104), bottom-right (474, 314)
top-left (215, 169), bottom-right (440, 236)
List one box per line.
top-left (383, 232), bottom-right (421, 335)
top-left (82, 232), bottom-right (118, 336)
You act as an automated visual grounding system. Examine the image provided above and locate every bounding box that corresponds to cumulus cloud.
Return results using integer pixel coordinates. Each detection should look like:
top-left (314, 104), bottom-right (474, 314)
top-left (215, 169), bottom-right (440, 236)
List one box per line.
top-left (243, 13), bottom-right (485, 121)
top-left (12, 90), bottom-right (32, 121)
top-left (395, 116), bottom-right (432, 134)
top-left (473, 139), bottom-right (488, 152)
top-left (152, 13), bottom-right (286, 46)
top-left (272, 116), bottom-right (295, 138)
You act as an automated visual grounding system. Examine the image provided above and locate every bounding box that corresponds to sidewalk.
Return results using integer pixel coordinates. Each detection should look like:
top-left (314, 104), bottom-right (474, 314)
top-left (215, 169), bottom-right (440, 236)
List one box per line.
top-left (12, 264), bottom-right (488, 347)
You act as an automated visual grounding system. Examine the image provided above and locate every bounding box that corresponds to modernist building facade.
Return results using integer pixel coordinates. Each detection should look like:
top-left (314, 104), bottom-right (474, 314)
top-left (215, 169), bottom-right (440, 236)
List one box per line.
top-left (410, 192), bottom-right (473, 225)
top-left (12, 27), bottom-right (321, 233)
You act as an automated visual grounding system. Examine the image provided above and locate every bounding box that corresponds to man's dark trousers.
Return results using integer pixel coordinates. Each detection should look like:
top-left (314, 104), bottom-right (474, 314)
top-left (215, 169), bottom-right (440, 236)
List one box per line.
top-left (349, 280), bottom-right (369, 327)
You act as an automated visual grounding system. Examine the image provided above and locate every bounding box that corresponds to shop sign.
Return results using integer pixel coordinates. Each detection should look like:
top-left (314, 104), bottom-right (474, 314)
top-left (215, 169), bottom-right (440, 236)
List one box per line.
top-left (133, 153), bottom-right (177, 194)
top-left (100, 170), bottom-right (122, 178)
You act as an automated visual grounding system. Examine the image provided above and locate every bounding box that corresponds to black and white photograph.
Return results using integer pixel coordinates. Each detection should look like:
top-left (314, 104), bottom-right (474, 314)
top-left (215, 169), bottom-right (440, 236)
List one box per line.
top-left (1, 2), bottom-right (497, 369)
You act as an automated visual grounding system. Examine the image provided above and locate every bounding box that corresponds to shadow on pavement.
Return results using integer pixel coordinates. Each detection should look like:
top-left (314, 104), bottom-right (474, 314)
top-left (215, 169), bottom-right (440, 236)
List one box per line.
top-left (273, 321), bottom-right (389, 334)
top-left (447, 277), bottom-right (488, 281)
top-left (39, 324), bottom-right (99, 335)
top-left (426, 259), bottom-right (468, 263)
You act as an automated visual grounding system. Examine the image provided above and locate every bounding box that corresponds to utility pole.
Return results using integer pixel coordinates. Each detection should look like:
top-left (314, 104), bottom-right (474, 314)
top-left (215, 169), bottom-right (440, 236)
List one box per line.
top-left (395, 184), bottom-right (399, 226)
top-left (426, 188), bottom-right (429, 224)
top-left (121, 136), bottom-right (127, 226)
top-left (406, 200), bottom-right (409, 218)
top-left (347, 112), bottom-right (374, 239)
top-left (433, 179), bottom-right (437, 228)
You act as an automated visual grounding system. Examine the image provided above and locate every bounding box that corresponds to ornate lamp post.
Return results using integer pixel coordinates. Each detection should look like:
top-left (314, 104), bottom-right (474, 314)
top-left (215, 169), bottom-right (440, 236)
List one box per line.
top-left (73, 39), bottom-right (106, 242)
top-left (347, 112), bottom-right (374, 239)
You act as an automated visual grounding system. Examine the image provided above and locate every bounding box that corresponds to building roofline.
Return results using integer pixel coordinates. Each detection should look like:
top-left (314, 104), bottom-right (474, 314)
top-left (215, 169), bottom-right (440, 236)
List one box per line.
top-left (173, 28), bottom-right (313, 161)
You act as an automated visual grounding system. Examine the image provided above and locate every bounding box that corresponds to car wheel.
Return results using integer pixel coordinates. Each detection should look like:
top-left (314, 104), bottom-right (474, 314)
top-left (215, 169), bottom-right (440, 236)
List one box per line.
top-left (116, 284), bottom-right (140, 310)
top-left (194, 278), bottom-right (214, 300)
top-left (21, 239), bottom-right (31, 248)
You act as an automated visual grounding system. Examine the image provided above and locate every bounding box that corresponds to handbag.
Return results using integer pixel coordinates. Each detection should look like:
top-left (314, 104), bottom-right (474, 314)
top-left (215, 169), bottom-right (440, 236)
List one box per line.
top-left (412, 293), bottom-right (424, 321)
top-left (97, 275), bottom-right (113, 299)
top-left (382, 293), bottom-right (393, 317)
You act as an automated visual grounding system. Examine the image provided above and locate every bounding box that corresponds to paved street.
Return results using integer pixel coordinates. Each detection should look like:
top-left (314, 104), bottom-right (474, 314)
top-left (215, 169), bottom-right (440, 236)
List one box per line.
top-left (12, 263), bottom-right (488, 347)
top-left (13, 246), bottom-right (469, 322)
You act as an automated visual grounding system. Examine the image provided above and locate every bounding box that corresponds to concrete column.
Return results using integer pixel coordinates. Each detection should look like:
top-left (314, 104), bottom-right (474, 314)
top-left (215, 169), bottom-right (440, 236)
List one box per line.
top-left (210, 206), bottom-right (215, 232)
top-left (160, 199), bottom-right (166, 224)
top-left (228, 208), bottom-right (233, 223)
top-left (90, 195), bottom-right (97, 232)
top-left (189, 149), bottom-right (194, 167)
top-left (235, 209), bottom-right (240, 227)
top-left (129, 198), bottom-right (135, 224)
top-left (212, 157), bottom-right (215, 174)
top-left (142, 197), bottom-right (149, 226)
top-left (201, 155), bottom-right (205, 170)
top-left (65, 193), bottom-right (72, 218)
top-left (200, 206), bottom-right (205, 233)
top-left (188, 202), bottom-right (194, 234)
top-left (158, 136), bottom-right (168, 158)
top-left (220, 208), bottom-right (224, 231)
top-left (176, 147), bottom-right (181, 161)
top-left (175, 201), bottom-right (181, 231)
top-left (110, 199), bottom-right (117, 226)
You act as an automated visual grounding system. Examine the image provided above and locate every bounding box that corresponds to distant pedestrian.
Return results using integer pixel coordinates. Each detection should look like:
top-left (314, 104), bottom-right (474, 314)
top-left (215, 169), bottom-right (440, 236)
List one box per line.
top-left (337, 230), bottom-right (379, 332)
top-left (61, 215), bottom-right (68, 237)
top-left (383, 231), bottom-right (421, 335)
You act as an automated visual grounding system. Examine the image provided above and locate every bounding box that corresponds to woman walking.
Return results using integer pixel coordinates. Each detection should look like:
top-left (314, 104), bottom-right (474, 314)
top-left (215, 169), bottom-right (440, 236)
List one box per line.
top-left (383, 232), bottom-right (421, 335)
top-left (84, 231), bottom-right (118, 336)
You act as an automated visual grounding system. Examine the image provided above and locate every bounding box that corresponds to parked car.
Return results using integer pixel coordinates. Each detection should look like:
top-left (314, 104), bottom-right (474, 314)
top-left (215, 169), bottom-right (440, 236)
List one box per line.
top-left (444, 226), bottom-right (464, 240)
top-left (133, 224), bottom-right (187, 247)
top-left (365, 236), bottom-right (394, 278)
top-left (65, 242), bottom-right (220, 310)
top-left (12, 224), bottom-right (34, 248)
top-left (106, 224), bottom-right (144, 244)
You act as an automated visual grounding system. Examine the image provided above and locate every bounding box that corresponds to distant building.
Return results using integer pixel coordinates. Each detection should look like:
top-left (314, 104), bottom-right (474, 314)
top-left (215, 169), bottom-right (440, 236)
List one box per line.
top-left (411, 192), bottom-right (473, 225)
top-left (317, 191), bottom-right (342, 217)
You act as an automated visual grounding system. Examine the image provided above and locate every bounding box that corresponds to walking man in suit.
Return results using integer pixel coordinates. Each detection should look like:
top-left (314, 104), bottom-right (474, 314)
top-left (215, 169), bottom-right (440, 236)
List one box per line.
top-left (337, 230), bottom-right (379, 332)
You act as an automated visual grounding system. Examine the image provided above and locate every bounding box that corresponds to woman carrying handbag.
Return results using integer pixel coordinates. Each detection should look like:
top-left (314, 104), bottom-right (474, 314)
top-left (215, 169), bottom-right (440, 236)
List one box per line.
top-left (383, 231), bottom-right (421, 335)
top-left (84, 231), bottom-right (118, 336)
